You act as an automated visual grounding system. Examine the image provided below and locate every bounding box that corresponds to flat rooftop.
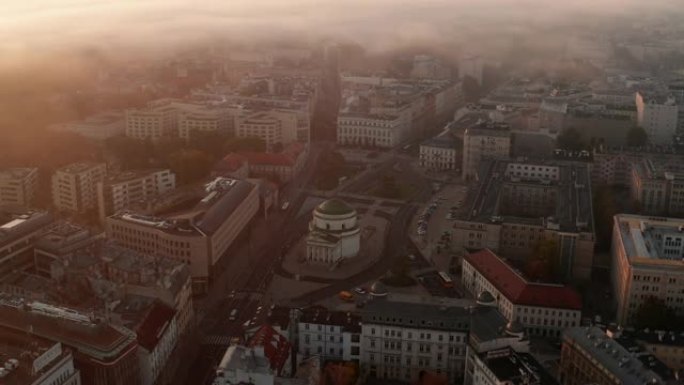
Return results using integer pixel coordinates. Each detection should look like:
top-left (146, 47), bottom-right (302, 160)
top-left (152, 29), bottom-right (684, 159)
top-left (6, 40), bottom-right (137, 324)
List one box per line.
top-left (299, 306), bottom-right (361, 333)
top-left (110, 177), bottom-right (255, 236)
top-left (56, 162), bottom-right (104, 175)
top-left (103, 168), bottom-right (171, 185)
top-left (615, 214), bottom-right (684, 267)
top-left (0, 327), bottom-right (75, 385)
top-left (478, 348), bottom-right (558, 385)
top-left (457, 159), bottom-right (593, 234)
top-left (464, 120), bottom-right (511, 138)
top-left (0, 209), bottom-right (53, 248)
top-left (0, 294), bottom-right (136, 363)
top-left (421, 135), bottom-right (457, 149)
top-left (0, 167), bottom-right (36, 181)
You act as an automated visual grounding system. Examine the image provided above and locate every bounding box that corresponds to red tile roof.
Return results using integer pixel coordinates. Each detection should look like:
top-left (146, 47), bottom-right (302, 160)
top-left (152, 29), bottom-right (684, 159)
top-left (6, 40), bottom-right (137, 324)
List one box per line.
top-left (248, 324), bottom-right (291, 375)
top-left (464, 249), bottom-right (582, 310)
top-left (136, 302), bottom-right (176, 351)
top-left (215, 153), bottom-right (248, 173)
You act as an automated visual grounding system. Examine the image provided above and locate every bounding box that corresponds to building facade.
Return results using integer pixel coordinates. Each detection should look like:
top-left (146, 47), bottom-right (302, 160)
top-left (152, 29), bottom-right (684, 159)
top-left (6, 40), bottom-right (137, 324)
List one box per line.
top-left (470, 347), bottom-right (557, 385)
top-left (462, 249), bottom-right (582, 338)
top-left (52, 162), bottom-right (107, 213)
top-left (419, 136), bottom-right (458, 170)
top-left (236, 111), bottom-right (283, 149)
top-left (337, 113), bottom-right (407, 148)
top-left (0, 208), bottom-right (53, 279)
top-left (636, 92), bottom-right (679, 145)
top-left (611, 214), bottom-right (684, 325)
top-left (630, 157), bottom-right (684, 217)
top-left (97, 169), bottom-right (176, 223)
top-left (306, 199), bottom-right (361, 265)
top-left (462, 122), bottom-right (511, 180)
top-left (0, 167), bottom-right (38, 207)
top-left (297, 306), bottom-right (361, 362)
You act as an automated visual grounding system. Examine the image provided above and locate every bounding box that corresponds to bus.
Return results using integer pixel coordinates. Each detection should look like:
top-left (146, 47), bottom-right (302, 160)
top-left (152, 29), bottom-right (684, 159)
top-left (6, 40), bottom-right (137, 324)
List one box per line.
top-left (438, 271), bottom-right (454, 288)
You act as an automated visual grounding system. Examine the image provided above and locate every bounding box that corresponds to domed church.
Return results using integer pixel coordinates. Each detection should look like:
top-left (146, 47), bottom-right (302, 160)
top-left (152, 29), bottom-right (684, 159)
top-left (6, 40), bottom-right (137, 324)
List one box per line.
top-left (306, 199), bottom-right (361, 265)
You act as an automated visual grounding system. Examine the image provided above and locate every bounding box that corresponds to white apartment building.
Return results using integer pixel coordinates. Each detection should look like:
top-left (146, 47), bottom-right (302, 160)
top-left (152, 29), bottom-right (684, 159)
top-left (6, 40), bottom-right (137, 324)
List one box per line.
top-left (297, 306), bottom-right (361, 362)
top-left (611, 214), bottom-right (684, 325)
top-left (97, 169), bottom-right (175, 224)
top-left (51, 162), bottom-right (107, 213)
top-left (337, 113), bottom-right (407, 148)
top-left (126, 104), bottom-right (178, 140)
top-left (178, 109), bottom-right (228, 140)
top-left (462, 122), bottom-right (511, 180)
top-left (462, 249), bottom-right (582, 338)
top-left (419, 136), bottom-right (457, 170)
top-left (636, 92), bottom-right (679, 145)
top-left (236, 111), bottom-right (283, 149)
top-left (0, 167), bottom-right (38, 207)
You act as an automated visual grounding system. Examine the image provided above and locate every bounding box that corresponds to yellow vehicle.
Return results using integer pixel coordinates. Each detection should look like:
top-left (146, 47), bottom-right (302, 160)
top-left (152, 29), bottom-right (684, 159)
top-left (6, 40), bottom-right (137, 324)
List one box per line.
top-left (339, 291), bottom-right (354, 302)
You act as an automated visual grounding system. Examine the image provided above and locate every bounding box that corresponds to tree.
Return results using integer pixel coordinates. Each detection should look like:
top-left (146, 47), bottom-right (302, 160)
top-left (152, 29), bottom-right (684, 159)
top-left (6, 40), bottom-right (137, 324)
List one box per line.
top-left (526, 239), bottom-right (560, 281)
top-left (633, 297), bottom-right (678, 330)
top-left (626, 126), bottom-right (648, 147)
top-left (377, 175), bottom-right (401, 199)
top-left (188, 131), bottom-right (229, 159)
top-left (104, 136), bottom-right (150, 170)
top-left (556, 127), bottom-right (587, 151)
top-left (167, 149), bottom-right (214, 184)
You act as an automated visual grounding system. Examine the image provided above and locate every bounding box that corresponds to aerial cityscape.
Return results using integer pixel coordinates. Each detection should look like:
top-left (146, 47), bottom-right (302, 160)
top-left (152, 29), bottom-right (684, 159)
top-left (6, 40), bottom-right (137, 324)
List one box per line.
top-left (3, 1), bottom-right (684, 384)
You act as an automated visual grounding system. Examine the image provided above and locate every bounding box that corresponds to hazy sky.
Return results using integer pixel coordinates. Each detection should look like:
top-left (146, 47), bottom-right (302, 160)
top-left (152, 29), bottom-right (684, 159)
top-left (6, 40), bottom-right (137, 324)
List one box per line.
top-left (0, 0), bottom-right (679, 55)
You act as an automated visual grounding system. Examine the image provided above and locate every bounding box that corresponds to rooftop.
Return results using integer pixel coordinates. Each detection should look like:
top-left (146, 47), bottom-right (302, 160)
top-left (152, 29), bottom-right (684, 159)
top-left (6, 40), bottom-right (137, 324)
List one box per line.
top-left (615, 214), bottom-right (684, 267)
top-left (464, 249), bottom-right (582, 310)
top-left (0, 327), bottom-right (74, 385)
top-left (110, 177), bottom-right (255, 236)
top-left (0, 167), bottom-right (37, 181)
top-left (299, 306), bottom-right (362, 333)
top-left (247, 324), bottom-right (291, 375)
top-left (477, 347), bottom-right (558, 385)
top-left (421, 135), bottom-right (457, 150)
top-left (0, 294), bottom-right (137, 363)
top-left (34, 221), bottom-right (101, 255)
top-left (55, 162), bottom-right (105, 175)
top-left (103, 169), bottom-right (172, 185)
top-left (134, 301), bottom-right (176, 351)
top-left (216, 345), bottom-right (273, 377)
top-left (464, 120), bottom-right (511, 138)
top-left (315, 199), bottom-right (355, 216)
top-left (457, 159), bottom-right (593, 234)
top-left (0, 208), bottom-right (53, 248)
top-left (564, 327), bottom-right (672, 385)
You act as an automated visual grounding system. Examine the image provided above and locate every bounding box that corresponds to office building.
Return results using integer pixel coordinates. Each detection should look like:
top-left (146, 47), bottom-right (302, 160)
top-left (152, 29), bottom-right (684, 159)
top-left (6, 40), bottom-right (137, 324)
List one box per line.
top-left (462, 121), bottom-right (511, 180)
top-left (33, 221), bottom-right (102, 277)
top-left (106, 177), bottom-right (259, 293)
top-left (297, 306), bottom-right (362, 362)
top-left (306, 199), bottom-right (361, 266)
top-left (0, 208), bottom-right (53, 279)
top-left (470, 347), bottom-right (558, 385)
top-left (97, 169), bottom-right (176, 223)
top-left (453, 159), bottom-right (595, 280)
top-left (235, 111), bottom-right (287, 150)
top-left (462, 249), bottom-right (582, 338)
top-left (0, 328), bottom-right (81, 385)
top-left (636, 92), bottom-right (678, 145)
top-left (559, 327), bottom-right (674, 385)
top-left (0, 296), bottom-right (140, 385)
top-left (0, 167), bottom-right (38, 207)
top-left (52, 162), bottom-right (107, 213)
top-left (611, 214), bottom-right (684, 325)
top-left (419, 136), bottom-right (458, 171)
top-left (178, 108), bottom-right (232, 140)
top-left (459, 55), bottom-right (484, 85)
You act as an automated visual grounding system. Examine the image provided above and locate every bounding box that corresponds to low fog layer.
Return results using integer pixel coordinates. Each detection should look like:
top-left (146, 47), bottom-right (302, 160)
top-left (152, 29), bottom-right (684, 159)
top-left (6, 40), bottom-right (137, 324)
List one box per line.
top-left (1, 0), bottom-right (682, 56)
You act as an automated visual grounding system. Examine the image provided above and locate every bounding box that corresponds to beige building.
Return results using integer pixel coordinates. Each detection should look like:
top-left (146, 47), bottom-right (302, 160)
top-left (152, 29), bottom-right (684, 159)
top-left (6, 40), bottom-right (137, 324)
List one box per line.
top-left (105, 177), bottom-right (259, 293)
top-left (178, 109), bottom-right (228, 140)
top-left (0, 167), bottom-right (38, 207)
top-left (611, 214), bottom-right (684, 326)
top-left (126, 104), bottom-right (179, 140)
top-left (236, 111), bottom-right (284, 149)
top-left (453, 159), bottom-right (595, 280)
top-left (97, 169), bottom-right (176, 224)
top-left (462, 249), bottom-right (582, 338)
top-left (337, 113), bottom-right (408, 148)
top-left (52, 162), bottom-right (107, 213)
top-left (462, 121), bottom-right (511, 180)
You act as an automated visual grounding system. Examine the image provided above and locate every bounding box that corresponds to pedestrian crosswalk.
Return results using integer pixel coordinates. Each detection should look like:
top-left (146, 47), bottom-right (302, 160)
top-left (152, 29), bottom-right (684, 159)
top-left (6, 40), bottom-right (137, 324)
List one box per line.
top-left (202, 335), bottom-right (235, 346)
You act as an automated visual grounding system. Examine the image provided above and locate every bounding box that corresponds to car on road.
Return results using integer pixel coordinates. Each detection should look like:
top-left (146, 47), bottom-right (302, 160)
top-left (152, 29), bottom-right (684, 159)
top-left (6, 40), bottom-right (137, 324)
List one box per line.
top-left (339, 291), bottom-right (355, 302)
top-left (354, 287), bottom-right (367, 294)
top-left (281, 201), bottom-right (290, 210)
top-left (229, 309), bottom-right (238, 321)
